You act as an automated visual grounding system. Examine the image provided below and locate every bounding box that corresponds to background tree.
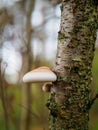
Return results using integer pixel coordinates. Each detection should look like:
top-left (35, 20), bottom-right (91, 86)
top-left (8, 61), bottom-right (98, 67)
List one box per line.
top-left (0, 1), bottom-right (35, 130)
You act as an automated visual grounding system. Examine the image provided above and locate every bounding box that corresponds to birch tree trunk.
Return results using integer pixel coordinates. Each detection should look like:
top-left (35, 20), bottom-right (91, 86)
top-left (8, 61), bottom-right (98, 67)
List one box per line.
top-left (47, 0), bottom-right (98, 129)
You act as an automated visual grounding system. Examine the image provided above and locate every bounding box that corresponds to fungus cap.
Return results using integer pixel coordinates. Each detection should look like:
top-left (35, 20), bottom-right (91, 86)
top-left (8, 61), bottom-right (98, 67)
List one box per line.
top-left (23, 66), bottom-right (57, 83)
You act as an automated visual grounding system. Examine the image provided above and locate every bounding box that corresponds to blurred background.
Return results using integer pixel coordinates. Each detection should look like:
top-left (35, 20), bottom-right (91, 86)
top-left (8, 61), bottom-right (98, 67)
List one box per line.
top-left (0, 0), bottom-right (98, 130)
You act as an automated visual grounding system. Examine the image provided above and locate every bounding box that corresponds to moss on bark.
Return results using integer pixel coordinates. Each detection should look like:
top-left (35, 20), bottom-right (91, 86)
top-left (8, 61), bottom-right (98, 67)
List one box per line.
top-left (47, 0), bottom-right (98, 130)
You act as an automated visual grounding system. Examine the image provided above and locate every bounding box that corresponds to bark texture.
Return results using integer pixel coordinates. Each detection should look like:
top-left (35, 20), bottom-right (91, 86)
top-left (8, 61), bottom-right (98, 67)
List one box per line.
top-left (47, 0), bottom-right (98, 130)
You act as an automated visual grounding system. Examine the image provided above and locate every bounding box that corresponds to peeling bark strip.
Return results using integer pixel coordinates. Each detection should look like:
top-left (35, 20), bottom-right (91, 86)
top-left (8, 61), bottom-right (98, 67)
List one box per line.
top-left (47, 0), bottom-right (98, 130)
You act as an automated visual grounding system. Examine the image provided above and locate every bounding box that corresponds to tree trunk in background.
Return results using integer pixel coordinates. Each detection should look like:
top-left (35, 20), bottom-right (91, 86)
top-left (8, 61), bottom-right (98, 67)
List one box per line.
top-left (0, 8), bottom-right (13, 130)
top-left (47, 0), bottom-right (98, 129)
top-left (20, 1), bottom-right (35, 130)
top-left (0, 1), bottom-right (35, 130)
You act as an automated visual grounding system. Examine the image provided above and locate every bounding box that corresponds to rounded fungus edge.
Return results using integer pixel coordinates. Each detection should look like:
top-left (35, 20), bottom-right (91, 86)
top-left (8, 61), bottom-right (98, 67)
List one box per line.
top-left (23, 66), bottom-right (57, 83)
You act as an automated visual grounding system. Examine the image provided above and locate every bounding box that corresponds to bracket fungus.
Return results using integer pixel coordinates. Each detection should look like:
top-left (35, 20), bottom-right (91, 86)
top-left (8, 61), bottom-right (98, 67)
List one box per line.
top-left (23, 66), bottom-right (57, 83)
top-left (42, 83), bottom-right (53, 92)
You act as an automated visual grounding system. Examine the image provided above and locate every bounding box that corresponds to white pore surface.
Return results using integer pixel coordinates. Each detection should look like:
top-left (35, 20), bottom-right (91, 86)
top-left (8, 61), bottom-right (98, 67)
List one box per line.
top-left (23, 72), bottom-right (57, 83)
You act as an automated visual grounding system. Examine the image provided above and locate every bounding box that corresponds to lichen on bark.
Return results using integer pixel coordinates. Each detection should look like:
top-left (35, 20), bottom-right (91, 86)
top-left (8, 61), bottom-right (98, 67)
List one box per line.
top-left (47, 0), bottom-right (98, 130)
